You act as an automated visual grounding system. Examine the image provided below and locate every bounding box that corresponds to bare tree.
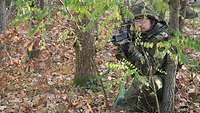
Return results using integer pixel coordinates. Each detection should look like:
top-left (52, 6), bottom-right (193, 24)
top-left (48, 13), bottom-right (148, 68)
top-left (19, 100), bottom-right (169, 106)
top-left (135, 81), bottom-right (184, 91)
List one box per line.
top-left (0, 0), bottom-right (6, 33)
top-left (56, 0), bottom-right (98, 87)
top-left (74, 19), bottom-right (98, 87)
top-left (161, 0), bottom-right (180, 113)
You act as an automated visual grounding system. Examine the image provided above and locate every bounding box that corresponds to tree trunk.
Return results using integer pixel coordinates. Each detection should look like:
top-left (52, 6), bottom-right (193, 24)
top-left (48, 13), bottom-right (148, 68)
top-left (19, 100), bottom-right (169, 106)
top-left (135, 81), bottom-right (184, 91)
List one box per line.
top-left (168, 0), bottom-right (180, 32)
top-left (37, 0), bottom-right (44, 9)
top-left (179, 0), bottom-right (187, 31)
top-left (161, 55), bottom-right (178, 113)
top-left (0, 0), bottom-right (6, 33)
top-left (161, 0), bottom-right (180, 113)
top-left (5, 0), bottom-right (16, 26)
top-left (48, 0), bottom-right (52, 7)
top-left (74, 20), bottom-right (97, 87)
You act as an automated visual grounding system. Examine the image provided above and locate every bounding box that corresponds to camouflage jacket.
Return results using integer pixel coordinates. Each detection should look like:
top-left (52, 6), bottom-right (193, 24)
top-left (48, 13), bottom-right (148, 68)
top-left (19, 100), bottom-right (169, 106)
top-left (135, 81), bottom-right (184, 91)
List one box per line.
top-left (114, 21), bottom-right (170, 76)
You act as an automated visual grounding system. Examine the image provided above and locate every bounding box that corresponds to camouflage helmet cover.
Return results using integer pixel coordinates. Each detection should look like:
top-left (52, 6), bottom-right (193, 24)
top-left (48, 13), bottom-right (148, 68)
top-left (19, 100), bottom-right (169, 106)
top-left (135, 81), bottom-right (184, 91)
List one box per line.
top-left (130, 2), bottom-right (160, 21)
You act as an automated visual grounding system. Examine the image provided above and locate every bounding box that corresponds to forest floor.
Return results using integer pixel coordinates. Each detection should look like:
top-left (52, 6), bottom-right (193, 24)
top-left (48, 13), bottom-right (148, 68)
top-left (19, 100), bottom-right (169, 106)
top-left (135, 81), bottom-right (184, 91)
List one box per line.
top-left (0, 11), bottom-right (200, 113)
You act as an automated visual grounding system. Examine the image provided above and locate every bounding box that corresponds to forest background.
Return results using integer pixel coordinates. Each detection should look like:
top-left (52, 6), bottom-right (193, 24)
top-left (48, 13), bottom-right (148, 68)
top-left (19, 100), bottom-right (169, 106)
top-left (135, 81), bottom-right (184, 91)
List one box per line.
top-left (0, 0), bottom-right (200, 113)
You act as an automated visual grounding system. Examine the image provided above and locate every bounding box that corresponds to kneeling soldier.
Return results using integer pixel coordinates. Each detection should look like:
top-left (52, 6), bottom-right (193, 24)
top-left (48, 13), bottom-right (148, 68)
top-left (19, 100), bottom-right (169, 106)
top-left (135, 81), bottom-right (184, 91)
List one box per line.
top-left (112, 2), bottom-right (178, 112)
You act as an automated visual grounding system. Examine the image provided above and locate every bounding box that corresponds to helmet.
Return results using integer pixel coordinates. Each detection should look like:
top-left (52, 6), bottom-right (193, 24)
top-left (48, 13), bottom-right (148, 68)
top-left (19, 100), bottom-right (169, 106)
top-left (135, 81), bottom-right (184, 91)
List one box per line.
top-left (130, 2), bottom-right (160, 21)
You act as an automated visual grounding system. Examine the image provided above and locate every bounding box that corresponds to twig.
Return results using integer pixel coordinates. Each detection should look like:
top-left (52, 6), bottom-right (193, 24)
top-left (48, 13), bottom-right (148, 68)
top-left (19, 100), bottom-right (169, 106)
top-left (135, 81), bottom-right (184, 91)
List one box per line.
top-left (99, 70), bottom-right (110, 109)
top-left (86, 102), bottom-right (94, 113)
top-left (57, 0), bottom-right (81, 30)
top-left (5, 48), bottom-right (12, 63)
top-left (151, 77), bottom-right (161, 113)
top-left (57, 0), bottom-right (73, 17)
top-left (100, 78), bottom-right (109, 109)
top-left (58, 0), bottom-right (64, 5)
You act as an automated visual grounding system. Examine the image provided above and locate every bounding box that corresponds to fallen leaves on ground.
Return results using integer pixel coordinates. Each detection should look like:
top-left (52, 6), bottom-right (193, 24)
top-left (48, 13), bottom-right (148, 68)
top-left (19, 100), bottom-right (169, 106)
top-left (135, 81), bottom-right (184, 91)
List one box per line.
top-left (0, 11), bottom-right (200, 113)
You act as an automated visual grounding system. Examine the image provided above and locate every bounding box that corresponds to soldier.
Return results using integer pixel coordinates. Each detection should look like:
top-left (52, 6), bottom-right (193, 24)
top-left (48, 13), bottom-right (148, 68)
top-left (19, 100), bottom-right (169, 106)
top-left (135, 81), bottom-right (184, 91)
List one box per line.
top-left (112, 2), bottom-right (177, 112)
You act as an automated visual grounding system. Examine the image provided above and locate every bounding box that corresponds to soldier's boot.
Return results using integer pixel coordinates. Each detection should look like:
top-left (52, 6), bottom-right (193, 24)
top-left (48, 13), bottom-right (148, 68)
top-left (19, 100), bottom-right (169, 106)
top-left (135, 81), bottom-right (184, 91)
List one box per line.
top-left (113, 82), bottom-right (127, 110)
top-left (124, 79), bottom-right (147, 112)
top-left (113, 96), bottom-right (127, 109)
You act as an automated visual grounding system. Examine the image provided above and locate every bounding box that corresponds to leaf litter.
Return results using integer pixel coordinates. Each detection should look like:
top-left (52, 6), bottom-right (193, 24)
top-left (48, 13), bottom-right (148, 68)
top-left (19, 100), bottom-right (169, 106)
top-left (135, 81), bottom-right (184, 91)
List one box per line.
top-left (0, 11), bottom-right (200, 113)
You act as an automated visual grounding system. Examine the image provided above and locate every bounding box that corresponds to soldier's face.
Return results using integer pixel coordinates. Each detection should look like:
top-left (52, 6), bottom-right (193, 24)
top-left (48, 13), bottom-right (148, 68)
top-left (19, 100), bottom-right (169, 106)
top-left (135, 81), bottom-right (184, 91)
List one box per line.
top-left (133, 17), bottom-right (152, 32)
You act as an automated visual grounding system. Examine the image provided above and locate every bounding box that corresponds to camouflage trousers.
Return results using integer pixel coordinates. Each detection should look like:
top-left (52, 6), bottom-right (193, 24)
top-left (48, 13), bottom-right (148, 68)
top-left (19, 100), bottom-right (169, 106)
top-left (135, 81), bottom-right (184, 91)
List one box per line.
top-left (114, 75), bottom-right (163, 112)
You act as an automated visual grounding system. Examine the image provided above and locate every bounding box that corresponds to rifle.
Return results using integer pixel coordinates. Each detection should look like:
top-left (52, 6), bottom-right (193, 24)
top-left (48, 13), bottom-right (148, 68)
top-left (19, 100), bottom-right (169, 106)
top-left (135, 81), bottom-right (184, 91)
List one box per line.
top-left (111, 0), bottom-right (134, 46)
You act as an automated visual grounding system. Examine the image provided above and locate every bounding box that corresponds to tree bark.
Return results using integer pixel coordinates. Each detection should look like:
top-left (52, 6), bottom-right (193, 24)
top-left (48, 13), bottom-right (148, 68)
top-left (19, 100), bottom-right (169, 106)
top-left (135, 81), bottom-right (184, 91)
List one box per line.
top-left (168, 0), bottom-right (180, 32)
top-left (0, 0), bottom-right (6, 33)
top-left (74, 19), bottom-right (97, 87)
top-left (161, 0), bottom-right (180, 113)
top-left (179, 0), bottom-right (187, 31)
top-left (37, 0), bottom-right (44, 9)
top-left (5, 0), bottom-right (16, 26)
top-left (161, 55), bottom-right (178, 113)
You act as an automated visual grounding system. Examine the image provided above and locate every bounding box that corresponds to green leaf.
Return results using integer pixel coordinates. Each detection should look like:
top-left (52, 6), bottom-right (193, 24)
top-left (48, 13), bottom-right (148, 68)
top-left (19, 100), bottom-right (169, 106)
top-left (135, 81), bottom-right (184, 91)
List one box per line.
top-left (153, 0), bottom-right (169, 13)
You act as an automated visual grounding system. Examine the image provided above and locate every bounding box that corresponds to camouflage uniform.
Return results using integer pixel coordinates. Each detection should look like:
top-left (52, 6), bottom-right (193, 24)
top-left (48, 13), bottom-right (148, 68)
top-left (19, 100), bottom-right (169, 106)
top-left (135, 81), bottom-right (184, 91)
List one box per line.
top-left (112, 2), bottom-right (173, 112)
